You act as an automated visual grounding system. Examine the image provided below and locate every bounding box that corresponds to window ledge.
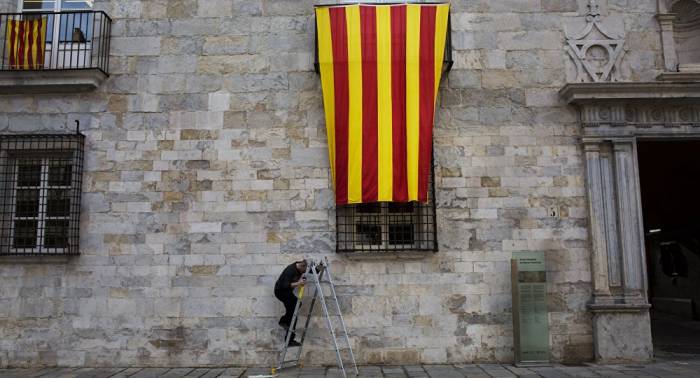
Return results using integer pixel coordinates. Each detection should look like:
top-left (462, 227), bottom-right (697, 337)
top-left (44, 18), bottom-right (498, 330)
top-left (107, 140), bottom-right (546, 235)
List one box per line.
top-left (0, 254), bottom-right (77, 264)
top-left (0, 69), bottom-right (107, 94)
top-left (339, 251), bottom-right (436, 260)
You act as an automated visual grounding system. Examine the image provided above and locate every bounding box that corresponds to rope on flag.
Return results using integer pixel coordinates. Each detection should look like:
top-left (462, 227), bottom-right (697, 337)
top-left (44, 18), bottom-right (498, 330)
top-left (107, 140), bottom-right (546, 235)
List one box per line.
top-left (5, 17), bottom-right (47, 70)
top-left (316, 3), bottom-right (450, 205)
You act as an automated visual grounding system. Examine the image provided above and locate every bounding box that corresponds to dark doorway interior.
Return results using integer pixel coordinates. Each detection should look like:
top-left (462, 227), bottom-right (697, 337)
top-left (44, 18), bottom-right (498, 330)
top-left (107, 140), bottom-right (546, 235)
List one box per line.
top-left (638, 140), bottom-right (700, 355)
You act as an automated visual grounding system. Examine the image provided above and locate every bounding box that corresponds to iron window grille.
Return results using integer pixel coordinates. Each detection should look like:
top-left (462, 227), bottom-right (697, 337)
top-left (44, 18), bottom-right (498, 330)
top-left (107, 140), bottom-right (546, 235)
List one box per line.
top-left (336, 165), bottom-right (437, 253)
top-left (0, 133), bottom-right (84, 255)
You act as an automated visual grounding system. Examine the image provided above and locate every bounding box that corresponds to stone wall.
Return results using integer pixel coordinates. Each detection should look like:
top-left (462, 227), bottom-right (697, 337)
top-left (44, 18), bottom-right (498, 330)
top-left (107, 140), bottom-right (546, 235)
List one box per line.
top-left (0, 0), bottom-right (15, 13)
top-left (0, 0), bottom-right (663, 368)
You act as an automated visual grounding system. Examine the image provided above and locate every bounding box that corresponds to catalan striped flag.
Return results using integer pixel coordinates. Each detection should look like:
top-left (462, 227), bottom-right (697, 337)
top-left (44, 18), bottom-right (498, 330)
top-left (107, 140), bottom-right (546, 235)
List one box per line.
top-left (316, 3), bottom-right (449, 205)
top-left (4, 18), bottom-right (47, 70)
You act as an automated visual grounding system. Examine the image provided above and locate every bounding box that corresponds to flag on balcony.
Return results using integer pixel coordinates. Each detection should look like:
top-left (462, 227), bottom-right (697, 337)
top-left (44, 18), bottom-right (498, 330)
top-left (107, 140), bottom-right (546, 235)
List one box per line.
top-left (316, 3), bottom-right (449, 205)
top-left (5, 18), bottom-right (47, 70)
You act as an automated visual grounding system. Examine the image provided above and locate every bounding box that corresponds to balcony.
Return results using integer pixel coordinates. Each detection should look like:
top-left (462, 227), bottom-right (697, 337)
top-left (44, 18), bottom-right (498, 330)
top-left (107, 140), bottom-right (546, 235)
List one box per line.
top-left (0, 11), bottom-right (111, 94)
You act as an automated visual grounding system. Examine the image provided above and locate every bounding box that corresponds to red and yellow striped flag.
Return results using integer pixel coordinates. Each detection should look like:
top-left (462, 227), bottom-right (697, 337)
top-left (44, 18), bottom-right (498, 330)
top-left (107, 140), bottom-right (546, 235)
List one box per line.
top-left (316, 3), bottom-right (449, 205)
top-left (5, 18), bottom-right (47, 70)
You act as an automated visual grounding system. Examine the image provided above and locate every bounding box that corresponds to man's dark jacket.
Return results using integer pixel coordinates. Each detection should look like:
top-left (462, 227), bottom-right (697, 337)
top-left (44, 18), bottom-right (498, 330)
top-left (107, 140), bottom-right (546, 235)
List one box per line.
top-left (274, 262), bottom-right (303, 294)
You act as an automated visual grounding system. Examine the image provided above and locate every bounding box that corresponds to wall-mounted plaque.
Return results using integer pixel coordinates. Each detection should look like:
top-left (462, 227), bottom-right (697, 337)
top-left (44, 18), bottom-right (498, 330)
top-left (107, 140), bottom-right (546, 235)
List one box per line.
top-left (511, 251), bottom-right (550, 366)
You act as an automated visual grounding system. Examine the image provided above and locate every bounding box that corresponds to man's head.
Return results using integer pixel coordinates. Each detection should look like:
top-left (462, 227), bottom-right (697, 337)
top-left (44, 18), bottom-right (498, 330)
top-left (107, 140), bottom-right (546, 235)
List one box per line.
top-left (295, 259), bottom-right (308, 273)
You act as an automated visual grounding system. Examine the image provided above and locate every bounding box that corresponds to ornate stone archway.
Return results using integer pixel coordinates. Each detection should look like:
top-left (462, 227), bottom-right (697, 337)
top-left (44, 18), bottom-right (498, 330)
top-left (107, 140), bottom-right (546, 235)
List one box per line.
top-left (560, 81), bottom-right (700, 361)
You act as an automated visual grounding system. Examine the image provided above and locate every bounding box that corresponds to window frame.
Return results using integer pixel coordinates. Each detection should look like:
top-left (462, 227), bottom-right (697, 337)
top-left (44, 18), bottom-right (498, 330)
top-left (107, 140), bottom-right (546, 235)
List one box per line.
top-left (9, 155), bottom-right (73, 253)
top-left (18, 0), bottom-right (93, 12)
top-left (17, 0), bottom-right (96, 69)
top-left (0, 134), bottom-right (84, 256)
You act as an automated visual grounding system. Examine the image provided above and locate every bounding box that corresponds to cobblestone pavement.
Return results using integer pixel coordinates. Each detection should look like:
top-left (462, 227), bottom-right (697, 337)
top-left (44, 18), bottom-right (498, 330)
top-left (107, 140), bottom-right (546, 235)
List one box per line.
top-left (1, 360), bottom-right (699, 378)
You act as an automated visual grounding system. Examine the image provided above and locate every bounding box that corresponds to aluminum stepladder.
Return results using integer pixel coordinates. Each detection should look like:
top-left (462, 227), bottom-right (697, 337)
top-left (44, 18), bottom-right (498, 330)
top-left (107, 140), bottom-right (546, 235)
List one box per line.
top-left (273, 257), bottom-right (358, 377)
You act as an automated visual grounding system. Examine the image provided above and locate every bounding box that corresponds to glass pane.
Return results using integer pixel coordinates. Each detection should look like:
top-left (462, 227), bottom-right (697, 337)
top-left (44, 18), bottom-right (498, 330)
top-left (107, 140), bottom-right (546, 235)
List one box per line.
top-left (22, 0), bottom-right (56, 11)
top-left (13, 220), bottom-right (38, 248)
top-left (389, 202), bottom-right (414, 214)
top-left (17, 161), bottom-right (42, 187)
top-left (356, 224), bottom-right (381, 245)
top-left (58, 13), bottom-right (92, 42)
top-left (356, 203), bottom-right (381, 214)
top-left (19, 14), bottom-right (55, 42)
top-left (47, 189), bottom-right (70, 217)
top-left (15, 189), bottom-right (40, 217)
top-left (48, 160), bottom-right (72, 186)
top-left (389, 224), bottom-right (414, 245)
top-left (61, 0), bottom-right (93, 10)
top-left (45, 219), bottom-right (69, 248)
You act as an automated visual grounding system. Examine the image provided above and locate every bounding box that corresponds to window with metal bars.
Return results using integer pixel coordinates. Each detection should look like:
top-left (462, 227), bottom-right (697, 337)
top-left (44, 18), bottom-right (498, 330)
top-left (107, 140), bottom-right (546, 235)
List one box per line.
top-left (0, 134), bottom-right (84, 255)
top-left (336, 170), bottom-right (437, 253)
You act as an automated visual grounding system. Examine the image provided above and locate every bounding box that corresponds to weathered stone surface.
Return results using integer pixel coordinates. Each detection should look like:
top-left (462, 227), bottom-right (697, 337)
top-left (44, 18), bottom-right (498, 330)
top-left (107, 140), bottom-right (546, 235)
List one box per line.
top-left (0, 0), bottom-right (669, 369)
top-left (592, 311), bottom-right (653, 362)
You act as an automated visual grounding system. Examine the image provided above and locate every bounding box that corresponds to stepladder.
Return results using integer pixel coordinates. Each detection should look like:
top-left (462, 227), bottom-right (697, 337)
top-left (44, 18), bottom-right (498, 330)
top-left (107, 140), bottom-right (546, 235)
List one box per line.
top-left (273, 257), bottom-right (358, 377)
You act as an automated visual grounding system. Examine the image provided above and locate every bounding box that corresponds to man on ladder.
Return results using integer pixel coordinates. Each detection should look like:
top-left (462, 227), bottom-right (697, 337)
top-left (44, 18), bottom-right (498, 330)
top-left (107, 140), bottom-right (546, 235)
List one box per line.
top-left (274, 259), bottom-right (307, 347)
top-left (272, 257), bottom-right (358, 377)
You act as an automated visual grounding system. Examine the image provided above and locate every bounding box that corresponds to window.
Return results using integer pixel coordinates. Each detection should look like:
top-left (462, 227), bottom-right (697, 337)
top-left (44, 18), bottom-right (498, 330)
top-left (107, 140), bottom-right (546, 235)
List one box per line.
top-left (20, 0), bottom-right (94, 43)
top-left (0, 134), bottom-right (84, 255)
top-left (336, 171), bottom-right (437, 253)
top-left (11, 0), bottom-right (102, 70)
top-left (21, 0), bottom-right (93, 11)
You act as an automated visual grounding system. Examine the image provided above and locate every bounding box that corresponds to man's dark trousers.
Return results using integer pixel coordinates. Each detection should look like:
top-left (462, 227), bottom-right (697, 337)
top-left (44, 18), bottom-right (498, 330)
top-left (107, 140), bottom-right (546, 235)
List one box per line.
top-left (275, 289), bottom-right (299, 339)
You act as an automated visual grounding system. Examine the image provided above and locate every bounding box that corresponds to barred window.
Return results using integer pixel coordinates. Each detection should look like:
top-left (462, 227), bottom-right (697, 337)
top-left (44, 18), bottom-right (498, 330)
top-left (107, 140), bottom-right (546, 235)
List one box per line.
top-left (0, 134), bottom-right (84, 255)
top-left (336, 171), bottom-right (437, 253)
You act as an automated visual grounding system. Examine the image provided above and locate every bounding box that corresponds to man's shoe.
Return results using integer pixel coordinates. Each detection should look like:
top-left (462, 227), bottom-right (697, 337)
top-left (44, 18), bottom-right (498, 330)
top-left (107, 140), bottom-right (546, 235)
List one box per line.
top-left (287, 340), bottom-right (301, 347)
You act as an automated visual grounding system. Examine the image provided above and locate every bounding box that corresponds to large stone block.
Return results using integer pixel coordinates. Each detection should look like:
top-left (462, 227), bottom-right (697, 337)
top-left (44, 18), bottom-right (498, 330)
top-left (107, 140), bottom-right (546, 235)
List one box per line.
top-left (111, 37), bottom-right (162, 56)
top-left (592, 310), bottom-right (653, 362)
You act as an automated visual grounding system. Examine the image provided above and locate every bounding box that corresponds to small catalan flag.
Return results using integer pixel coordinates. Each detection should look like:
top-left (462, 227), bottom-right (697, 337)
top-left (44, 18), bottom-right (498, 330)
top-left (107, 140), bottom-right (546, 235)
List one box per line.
top-left (5, 17), bottom-right (47, 70)
top-left (316, 3), bottom-right (450, 205)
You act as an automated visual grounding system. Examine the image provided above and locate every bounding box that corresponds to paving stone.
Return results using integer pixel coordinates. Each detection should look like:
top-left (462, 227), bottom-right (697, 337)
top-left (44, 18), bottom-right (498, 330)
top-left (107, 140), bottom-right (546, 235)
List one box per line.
top-left (528, 367), bottom-right (571, 378)
top-left (424, 364), bottom-right (466, 378)
top-left (199, 368), bottom-right (226, 378)
top-left (553, 366), bottom-right (597, 378)
top-left (0, 369), bottom-right (44, 378)
top-left (479, 365), bottom-right (516, 378)
top-left (110, 368), bottom-right (146, 378)
top-left (218, 368), bottom-right (245, 378)
top-left (75, 368), bottom-right (128, 378)
top-left (455, 364), bottom-right (490, 378)
top-left (130, 368), bottom-right (172, 378)
top-left (4, 362), bottom-right (700, 378)
top-left (160, 368), bottom-right (197, 378)
top-left (35, 368), bottom-right (82, 378)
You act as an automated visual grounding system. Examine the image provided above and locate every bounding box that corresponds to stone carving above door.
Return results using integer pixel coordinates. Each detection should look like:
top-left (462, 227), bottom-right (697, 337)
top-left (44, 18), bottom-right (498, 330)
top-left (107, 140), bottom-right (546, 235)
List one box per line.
top-left (579, 104), bottom-right (700, 128)
top-left (565, 0), bottom-right (626, 82)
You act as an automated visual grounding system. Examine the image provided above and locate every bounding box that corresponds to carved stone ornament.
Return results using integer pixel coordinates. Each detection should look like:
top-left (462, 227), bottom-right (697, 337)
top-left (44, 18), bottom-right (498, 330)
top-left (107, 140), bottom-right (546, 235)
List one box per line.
top-left (566, 0), bottom-right (626, 82)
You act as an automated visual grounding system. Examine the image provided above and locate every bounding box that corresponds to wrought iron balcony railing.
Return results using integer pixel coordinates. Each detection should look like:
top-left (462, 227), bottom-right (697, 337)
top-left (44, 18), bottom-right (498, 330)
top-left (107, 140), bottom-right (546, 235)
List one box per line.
top-left (0, 11), bottom-right (111, 74)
